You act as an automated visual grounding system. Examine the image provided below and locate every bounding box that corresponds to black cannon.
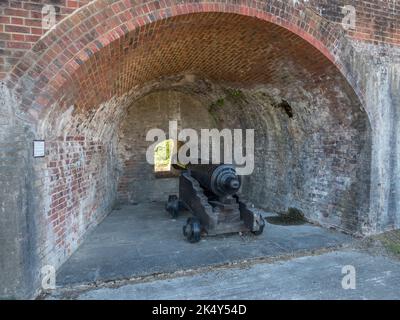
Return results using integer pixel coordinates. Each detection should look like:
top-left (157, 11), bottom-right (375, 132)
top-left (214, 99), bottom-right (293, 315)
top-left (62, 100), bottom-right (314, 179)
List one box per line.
top-left (166, 163), bottom-right (265, 243)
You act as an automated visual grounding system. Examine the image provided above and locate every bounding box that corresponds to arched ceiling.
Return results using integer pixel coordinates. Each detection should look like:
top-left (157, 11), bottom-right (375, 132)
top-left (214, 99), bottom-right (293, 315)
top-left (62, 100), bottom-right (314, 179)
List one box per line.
top-left (51, 12), bottom-right (355, 115)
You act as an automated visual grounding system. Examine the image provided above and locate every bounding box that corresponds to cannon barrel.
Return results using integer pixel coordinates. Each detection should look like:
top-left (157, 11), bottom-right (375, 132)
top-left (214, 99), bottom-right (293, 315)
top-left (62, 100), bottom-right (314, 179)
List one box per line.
top-left (187, 164), bottom-right (241, 197)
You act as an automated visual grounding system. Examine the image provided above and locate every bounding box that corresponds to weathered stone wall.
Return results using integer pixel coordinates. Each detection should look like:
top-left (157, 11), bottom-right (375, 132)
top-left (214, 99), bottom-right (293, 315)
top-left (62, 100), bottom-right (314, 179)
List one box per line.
top-left (0, 83), bottom-right (36, 298)
top-left (117, 90), bottom-right (216, 204)
top-left (342, 44), bottom-right (400, 233)
top-left (0, 90), bottom-right (132, 298)
top-left (0, 0), bottom-right (399, 299)
top-left (213, 85), bottom-right (371, 235)
top-left (27, 93), bottom-right (130, 291)
top-left (114, 77), bottom-right (370, 235)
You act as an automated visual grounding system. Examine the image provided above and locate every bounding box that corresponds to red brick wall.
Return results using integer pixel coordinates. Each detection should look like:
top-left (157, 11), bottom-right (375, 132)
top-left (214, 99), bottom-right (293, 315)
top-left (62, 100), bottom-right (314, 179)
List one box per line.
top-left (308, 0), bottom-right (400, 44)
top-left (0, 0), bottom-right (93, 79)
top-left (37, 136), bottom-right (116, 266)
top-left (0, 0), bottom-right (399, 82)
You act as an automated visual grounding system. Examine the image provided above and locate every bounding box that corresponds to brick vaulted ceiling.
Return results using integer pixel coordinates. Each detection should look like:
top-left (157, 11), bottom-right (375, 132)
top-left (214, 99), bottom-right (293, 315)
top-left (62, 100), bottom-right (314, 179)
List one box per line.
top-left (13, 11), bottom-right (357, 121)
top-left (56, 13), bottom-right (343, 114)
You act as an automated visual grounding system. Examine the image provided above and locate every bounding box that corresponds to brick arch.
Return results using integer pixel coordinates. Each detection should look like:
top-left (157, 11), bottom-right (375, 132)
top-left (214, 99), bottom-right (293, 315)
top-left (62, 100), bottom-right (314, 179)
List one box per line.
top-left (5, 0), bottom-right (363, 123)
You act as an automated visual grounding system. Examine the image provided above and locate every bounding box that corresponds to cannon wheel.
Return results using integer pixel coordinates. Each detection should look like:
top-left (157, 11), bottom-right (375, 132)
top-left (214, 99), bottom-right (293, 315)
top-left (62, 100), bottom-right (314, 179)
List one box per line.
top-left (166, 195), bottom-right (179, 218)
top-left (252, 217), bottom-right (266, 236)
top-left (183, 217), bottom-right (201, 243)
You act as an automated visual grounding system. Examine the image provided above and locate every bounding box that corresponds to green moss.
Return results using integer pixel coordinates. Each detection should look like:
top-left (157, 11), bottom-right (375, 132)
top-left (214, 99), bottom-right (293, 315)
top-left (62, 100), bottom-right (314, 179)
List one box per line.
top-left (207, 88), bottom-right (246, 124)
top-left (208, 98), bottom-right (225, 126)
top-left (386, 243), bottom-right (400, 255)
top-left (226, 89), bottom-right (245, 102)
top-left (266, 207), bottom-right (306, 226)
top-left (209, 98), bottom-right (225, 111)
top-left (229, 89), bottom-right (243, 97)
top-left (376, 230), bottom-right (400, 256)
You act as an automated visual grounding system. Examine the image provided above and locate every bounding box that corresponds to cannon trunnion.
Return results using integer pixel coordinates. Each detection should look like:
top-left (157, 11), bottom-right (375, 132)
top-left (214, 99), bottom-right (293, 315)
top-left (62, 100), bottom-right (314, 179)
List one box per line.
top-left (166, 164), bottom-right (265, 243)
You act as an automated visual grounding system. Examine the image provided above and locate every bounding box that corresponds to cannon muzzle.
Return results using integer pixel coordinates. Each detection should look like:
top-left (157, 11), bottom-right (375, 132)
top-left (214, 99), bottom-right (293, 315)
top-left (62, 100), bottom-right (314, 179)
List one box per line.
top-left (187, 163), bottom-right (241, 197)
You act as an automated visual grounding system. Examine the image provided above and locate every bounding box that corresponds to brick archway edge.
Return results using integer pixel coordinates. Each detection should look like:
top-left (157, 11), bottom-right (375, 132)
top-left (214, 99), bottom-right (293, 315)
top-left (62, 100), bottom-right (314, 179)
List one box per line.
top-left (5, 0), bottom-right (361, 123)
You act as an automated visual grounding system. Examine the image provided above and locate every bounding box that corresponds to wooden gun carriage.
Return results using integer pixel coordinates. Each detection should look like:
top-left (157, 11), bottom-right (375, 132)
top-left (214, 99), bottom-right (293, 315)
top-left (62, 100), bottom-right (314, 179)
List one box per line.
top-left (166, 163), bottom-right (265, 243)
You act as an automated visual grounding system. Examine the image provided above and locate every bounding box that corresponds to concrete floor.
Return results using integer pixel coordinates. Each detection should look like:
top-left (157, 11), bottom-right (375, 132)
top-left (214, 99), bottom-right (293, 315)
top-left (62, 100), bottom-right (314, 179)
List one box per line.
top-left (47, 203), bottom-right (400, 300)
top-left (58, 250), bottom-right (400, 300)
top-left (56, 203), bottom-right (352, 287)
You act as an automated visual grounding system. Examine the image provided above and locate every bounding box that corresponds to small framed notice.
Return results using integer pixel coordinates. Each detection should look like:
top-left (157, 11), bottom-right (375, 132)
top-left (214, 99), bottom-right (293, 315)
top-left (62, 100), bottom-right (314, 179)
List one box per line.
top-left (33, 140), bottom-right (45, 158)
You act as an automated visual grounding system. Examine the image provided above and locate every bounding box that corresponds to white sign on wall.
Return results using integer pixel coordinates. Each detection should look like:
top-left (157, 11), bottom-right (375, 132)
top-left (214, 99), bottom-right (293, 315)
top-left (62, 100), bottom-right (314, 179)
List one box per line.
top-left (33, 140), bottom-right (45, 158)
